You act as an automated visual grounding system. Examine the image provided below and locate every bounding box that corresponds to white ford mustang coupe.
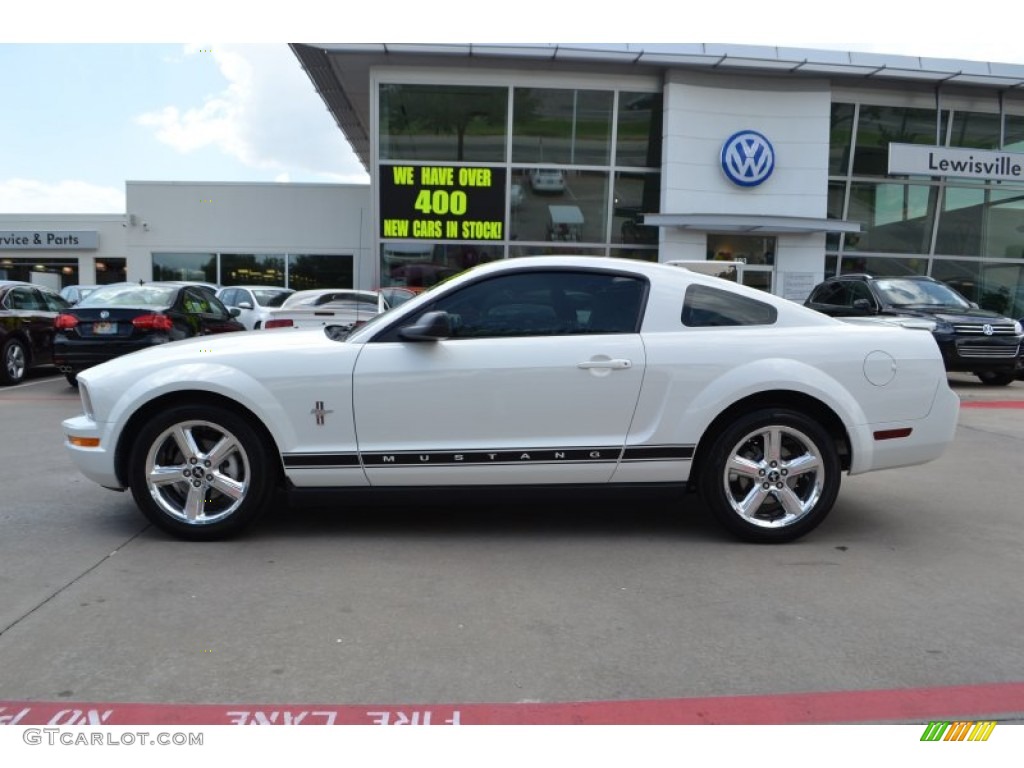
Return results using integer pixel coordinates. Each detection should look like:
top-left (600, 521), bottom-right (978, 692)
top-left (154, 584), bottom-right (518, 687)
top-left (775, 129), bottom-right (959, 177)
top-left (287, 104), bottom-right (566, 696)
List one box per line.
top-left (62, 256), bottom-right (959, 543)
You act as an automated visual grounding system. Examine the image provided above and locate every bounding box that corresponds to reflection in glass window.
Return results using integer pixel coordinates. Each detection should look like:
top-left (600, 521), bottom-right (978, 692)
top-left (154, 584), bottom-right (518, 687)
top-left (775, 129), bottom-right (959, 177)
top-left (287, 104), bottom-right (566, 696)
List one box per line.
top-left (379, 84), bottom-right (507, 162)
top-left (838, 255), bottom-right (927, 277)
top-left (220, 253), bottom-right (286, 287)
top-left (612, 172), bottom-right (659, 245)
top-left (509, 170), bottom-right (609, 244)
top-left (616, 92), bottom-right (662, 168)
top-left (829, 102), bottom-right (855, 176)
top-left (706, 234), bottom-right (775, 266)
top-left (845, 183), bottom-right (938, 253)
top-left (286, 254), bottom-right (354, 291)
top-left (512, 88), bottom-right (612, 165)
top-left (381, 243), bottom-right (501, 290)
top-left (853, 106), bottom-right (939, 176)
top-left (1006, 114), bottom-right (1024, 153)
top-left (948, 110), bottom-right (1002, 150)
top-left (152, 252), bottom-right (216, 283)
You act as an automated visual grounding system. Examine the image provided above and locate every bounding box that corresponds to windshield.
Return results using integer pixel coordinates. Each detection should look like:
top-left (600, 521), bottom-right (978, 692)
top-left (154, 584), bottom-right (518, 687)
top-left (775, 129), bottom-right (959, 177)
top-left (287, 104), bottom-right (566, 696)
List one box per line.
top-left (874, 279), bottom-right (972, 309)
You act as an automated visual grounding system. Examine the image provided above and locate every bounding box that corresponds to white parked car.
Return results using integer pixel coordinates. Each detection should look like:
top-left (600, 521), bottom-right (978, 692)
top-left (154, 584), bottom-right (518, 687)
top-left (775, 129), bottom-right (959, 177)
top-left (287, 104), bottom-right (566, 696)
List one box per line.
top-left (529, 168), bottom-right (565, 194)
top-left (62, 256), bottom-right (959, 542)
top-left (261, 289), bottom-right (385, 330)
top-left (215, 286), bottom-right (294, 330)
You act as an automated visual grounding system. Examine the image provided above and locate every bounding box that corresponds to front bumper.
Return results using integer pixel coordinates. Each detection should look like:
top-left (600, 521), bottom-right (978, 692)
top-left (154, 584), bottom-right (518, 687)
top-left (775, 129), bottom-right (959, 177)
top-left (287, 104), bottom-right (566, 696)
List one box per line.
top-left (62, 413), bottom-right (124, 490)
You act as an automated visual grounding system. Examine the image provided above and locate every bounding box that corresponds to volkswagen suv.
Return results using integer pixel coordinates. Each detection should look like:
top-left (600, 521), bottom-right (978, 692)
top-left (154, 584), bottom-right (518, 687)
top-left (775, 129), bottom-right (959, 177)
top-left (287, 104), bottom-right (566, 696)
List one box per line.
top-left (805, 274), bottom-right (1023, 386)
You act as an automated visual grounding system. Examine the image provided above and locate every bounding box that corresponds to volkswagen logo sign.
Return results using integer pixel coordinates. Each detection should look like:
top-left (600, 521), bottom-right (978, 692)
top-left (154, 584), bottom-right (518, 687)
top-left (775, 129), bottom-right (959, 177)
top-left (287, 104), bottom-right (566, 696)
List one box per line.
top-left (721, 129), bottom-right (775, 187)
top-left (982, 323), bottom-right (994, 336)
top-left (100, 310), bottom-right (109, 319)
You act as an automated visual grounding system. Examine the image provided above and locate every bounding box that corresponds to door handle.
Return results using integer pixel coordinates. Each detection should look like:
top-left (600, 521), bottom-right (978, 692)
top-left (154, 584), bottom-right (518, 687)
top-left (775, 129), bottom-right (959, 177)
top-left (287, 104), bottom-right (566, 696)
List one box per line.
top-left (577, 359), bottom-right (632, 370)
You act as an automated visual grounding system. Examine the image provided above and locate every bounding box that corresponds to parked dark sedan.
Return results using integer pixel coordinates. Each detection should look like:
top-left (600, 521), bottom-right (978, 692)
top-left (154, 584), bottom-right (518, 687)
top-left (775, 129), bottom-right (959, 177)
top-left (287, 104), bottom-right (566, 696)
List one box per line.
top-left (805, 274), bottom-right (1023, 385)
top-left (53, 282), bottom-right (245, 385)
top-left (0, 280), bottom-right (71, 385)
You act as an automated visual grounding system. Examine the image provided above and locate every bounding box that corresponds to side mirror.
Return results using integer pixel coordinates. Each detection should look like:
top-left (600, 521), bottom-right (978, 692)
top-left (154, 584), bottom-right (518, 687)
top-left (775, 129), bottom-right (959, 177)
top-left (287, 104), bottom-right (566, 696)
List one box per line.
top-left (229, 307), bottom-right (242, 317)
top-left (398, 310), bottom-right (452, 341)
top-left (852, 298), bottom-right (874, 313)
top-left (237, 301), bottom-right (254, 310)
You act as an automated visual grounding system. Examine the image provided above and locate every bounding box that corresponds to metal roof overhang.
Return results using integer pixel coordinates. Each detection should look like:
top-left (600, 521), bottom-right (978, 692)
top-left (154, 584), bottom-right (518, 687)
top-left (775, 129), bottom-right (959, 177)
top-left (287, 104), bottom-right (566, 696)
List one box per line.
top-left (642, 213), bottom-right (861, 234)
top-left (291, 43), bottom-right (1024, 173)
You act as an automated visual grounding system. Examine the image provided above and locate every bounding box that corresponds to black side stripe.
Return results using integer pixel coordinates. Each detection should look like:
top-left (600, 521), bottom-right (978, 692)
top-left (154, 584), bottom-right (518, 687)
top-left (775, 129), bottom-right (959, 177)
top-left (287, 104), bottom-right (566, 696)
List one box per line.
top-left (283, 445), bottom-right (695, 469)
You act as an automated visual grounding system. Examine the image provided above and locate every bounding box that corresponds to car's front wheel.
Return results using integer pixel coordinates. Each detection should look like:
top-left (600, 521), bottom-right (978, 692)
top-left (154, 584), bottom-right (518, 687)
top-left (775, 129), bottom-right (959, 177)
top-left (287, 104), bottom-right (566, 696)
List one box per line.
top-left (976, 370), bottom-right (1016, 386)
top-left (0, 338), bottom-right (27, 385)
top-left (128, 404), bottom-right (277, 540)
top-left (699, 408), bottom-right (841, 543)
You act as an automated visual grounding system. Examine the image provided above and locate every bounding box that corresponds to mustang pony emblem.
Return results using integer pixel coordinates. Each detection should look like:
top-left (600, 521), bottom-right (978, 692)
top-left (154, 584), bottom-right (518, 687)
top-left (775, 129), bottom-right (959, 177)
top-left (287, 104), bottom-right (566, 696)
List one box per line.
top-left (310, 400), bottom-right (334, 426)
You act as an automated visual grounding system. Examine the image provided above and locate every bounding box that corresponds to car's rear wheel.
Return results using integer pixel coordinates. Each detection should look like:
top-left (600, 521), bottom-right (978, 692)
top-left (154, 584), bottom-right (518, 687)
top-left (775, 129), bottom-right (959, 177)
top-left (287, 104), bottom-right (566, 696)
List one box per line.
top-left (128, 405), bottom-right (277, 540)
top-left (699, 408), bottom-right (841, 543)
top-left (65, 371), bottom-right (78, 387)
top-left (1, 338), bottom-right (27, 385)
top-left (976, 370), bottom-right (1015, 386)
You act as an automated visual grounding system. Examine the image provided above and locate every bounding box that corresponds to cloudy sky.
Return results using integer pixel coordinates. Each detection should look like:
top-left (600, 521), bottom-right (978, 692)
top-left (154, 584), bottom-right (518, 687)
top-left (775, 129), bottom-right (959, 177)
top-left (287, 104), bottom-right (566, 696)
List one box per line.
top-left (4, 1), bottom-right (1023, 214)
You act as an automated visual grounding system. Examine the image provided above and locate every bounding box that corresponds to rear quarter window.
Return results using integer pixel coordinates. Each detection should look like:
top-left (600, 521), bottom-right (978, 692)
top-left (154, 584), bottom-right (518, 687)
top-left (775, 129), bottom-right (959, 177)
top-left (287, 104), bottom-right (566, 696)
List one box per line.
top-left (681, 283), bottom-right (778, 327)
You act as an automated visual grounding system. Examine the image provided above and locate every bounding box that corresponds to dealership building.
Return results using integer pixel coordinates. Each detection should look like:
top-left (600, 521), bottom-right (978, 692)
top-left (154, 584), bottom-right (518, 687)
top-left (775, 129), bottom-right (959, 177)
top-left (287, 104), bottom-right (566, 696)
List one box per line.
top-left (3, 43), bottom-right (1024, 316)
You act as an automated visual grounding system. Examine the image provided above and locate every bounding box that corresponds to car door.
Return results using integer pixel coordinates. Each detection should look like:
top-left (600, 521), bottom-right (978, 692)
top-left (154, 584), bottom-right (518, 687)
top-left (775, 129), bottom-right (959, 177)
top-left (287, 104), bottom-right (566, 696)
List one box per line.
top-left (182, 288), bottom-right (244, 335)
top-left (6, 285), bottom-right (58, 365)
top-left (352, 269), bottom-right (647, 486)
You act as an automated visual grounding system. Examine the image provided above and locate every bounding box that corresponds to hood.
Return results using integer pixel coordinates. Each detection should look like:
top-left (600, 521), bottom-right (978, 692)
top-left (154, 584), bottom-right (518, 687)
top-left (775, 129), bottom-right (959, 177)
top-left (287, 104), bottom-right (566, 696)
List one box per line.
top-left (882, 306), bottom-right (1012, 324)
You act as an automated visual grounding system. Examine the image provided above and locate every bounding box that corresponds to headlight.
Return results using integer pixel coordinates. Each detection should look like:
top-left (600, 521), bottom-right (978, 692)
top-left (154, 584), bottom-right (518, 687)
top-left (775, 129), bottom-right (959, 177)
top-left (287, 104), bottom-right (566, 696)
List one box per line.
top-left (931, 320), bottom-right (954, 334)
top-left (1013, 320), bottom-right (1023, 335)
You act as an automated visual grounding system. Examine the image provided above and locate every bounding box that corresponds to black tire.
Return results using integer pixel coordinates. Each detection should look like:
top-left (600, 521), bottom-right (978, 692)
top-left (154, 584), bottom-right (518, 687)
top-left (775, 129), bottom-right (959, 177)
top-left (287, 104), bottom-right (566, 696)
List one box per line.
top-left (128, 404), bottom-right (278, 541)
top-left (976, 370), bottom-right (1015, 386)
top-left (699, 408), bottom-right (841, 543)
top-left (0, 338), bottom-right (27, 385)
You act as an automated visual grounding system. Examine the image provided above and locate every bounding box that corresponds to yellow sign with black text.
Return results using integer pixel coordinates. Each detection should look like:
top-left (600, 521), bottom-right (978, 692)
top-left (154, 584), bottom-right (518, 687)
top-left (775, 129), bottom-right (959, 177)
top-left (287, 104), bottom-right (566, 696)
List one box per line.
top-left (379, 164), bottom-right (506, 242)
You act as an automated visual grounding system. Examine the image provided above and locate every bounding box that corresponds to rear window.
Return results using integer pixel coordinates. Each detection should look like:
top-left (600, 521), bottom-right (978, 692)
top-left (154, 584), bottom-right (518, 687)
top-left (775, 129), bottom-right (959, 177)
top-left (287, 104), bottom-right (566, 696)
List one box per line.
top-left (682, 284), bottom-right (777, 327)
top-left (79, 284), bottom-right (176, 308)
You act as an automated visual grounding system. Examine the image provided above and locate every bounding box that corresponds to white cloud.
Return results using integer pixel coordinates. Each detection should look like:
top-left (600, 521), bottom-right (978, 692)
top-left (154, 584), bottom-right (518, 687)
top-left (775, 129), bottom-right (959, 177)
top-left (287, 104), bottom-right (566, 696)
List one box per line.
top-left (136, 44), bottom-right (369, 183)
top-left (0, 179), bottom-right (124, 213)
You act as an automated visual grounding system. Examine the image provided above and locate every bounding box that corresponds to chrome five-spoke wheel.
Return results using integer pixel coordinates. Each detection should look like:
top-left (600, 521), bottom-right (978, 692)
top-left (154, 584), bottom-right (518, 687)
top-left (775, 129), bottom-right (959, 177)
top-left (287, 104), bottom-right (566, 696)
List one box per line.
top-left (129, 404), bottom-right (276, 540)
top-left (700, 408), bottom-right (841, 543)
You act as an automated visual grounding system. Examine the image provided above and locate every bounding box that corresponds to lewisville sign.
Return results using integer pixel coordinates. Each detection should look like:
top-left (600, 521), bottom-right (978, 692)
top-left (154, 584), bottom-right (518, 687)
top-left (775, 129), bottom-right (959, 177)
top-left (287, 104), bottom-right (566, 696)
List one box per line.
top-left (0, 231), bottom-right (99, 250)
top-left (888, 143), bottom-right (1024, 182)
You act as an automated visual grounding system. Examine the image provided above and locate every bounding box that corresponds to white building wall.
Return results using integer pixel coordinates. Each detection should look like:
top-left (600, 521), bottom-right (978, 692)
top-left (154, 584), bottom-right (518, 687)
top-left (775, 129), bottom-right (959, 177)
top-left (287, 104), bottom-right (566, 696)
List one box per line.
top-left (0, 214), bottom-right (126, 286)
top-left (659, 71), bottom-right (833, 297)
top-left (125, 181), bottom-right (374, 287)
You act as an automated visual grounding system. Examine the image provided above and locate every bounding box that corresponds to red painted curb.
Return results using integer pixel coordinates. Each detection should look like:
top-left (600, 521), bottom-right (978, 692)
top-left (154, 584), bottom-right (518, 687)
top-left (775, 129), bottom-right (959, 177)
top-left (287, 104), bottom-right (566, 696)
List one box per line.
top-left (3, 681), bottom-right (1024, 725)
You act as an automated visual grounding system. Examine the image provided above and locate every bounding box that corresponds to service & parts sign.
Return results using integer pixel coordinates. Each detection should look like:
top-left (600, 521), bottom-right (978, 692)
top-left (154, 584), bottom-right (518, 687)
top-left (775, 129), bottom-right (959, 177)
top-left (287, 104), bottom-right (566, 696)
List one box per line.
top-left (379, 164), bottom-right (506, 242)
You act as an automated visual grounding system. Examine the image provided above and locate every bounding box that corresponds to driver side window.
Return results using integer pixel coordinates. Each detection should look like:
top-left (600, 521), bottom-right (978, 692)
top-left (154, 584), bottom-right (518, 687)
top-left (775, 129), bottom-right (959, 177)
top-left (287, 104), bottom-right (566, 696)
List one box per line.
top-left (403, 270), bottom-right (646, 339)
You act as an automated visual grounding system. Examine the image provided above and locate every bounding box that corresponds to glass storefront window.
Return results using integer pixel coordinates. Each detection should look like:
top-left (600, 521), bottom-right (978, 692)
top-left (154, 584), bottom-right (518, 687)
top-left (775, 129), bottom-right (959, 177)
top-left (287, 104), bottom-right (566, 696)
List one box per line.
top-left (512, 87), bottom-right (613, 165)
top-left (381, 243), bottom-right (501, 290)
top-left (706, 234), bottom-right (776, 266)
top-left (1005, 114), bottom-right (1024, 153)
top-left (616, 91), bottom-right (662, 168)
top-left (612, 172), bottom-right (660, 245)
top-left (509, 170), bottom-right (609, 244)
top-left (829, 102), bottom-right (855, 176)
top-left (509, 245), bottom-right (608, 259)
top-left (286, 254), bottom-right (353, 291)
top-left (152, 252), bottom-right (216, 283)
top-left (379, 84), bottom-right (507, 162)
top-left (948, 110), bottom-right (1002, 150)
top-left (930, 258), bottom-right (1024, 315)
top-left (838, 255), bottom-right (927, 277)
top-left (935, 187), bottom-right (985, 256)
top-left (845, 183), bottom-right (938, 253)
top-left (853, 105), bottom-right (939, 176)
top-left (95, 258), bottom-right (126, 285)
top-left (220, 253), bottom-right (285, 286)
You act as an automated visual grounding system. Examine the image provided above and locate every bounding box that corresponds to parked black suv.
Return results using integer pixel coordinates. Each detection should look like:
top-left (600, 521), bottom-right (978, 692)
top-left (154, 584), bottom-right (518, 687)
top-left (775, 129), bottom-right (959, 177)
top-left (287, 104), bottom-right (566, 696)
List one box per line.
top-left (805, 274), bottom-right (1023, 386)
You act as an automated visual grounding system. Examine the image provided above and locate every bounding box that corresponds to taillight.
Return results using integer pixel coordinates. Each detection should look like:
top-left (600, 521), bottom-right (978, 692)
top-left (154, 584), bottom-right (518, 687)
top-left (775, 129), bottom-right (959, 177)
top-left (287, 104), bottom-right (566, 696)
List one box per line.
top-left (264, 319), bottom-right (294, 329)
top-left (132, 313), bottom-right (174, 332)
top-left (55, 313), bottom-right (79, 330)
